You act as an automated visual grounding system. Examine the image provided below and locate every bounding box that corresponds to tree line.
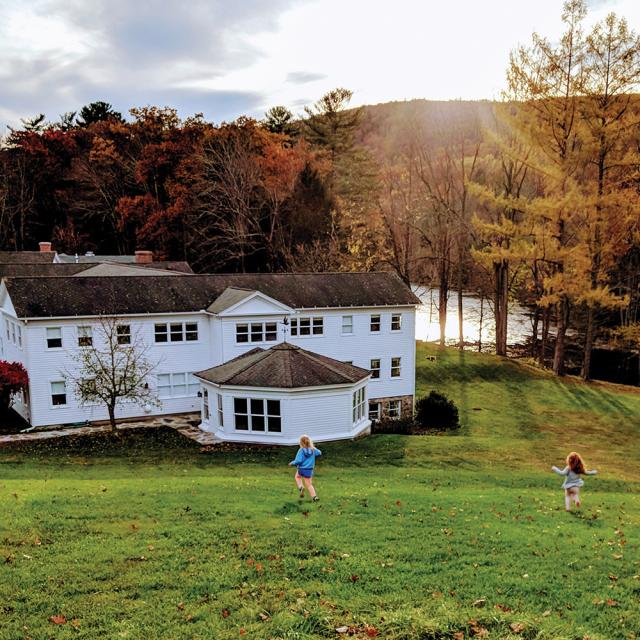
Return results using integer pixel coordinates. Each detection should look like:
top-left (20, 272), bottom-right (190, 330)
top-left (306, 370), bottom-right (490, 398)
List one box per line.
top-left (1, 0), bottom-right (639, 380)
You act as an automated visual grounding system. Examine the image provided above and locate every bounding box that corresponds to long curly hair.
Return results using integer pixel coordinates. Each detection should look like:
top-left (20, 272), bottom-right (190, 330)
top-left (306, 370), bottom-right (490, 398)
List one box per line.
top-left (567, 451), bottom-right (586, 474)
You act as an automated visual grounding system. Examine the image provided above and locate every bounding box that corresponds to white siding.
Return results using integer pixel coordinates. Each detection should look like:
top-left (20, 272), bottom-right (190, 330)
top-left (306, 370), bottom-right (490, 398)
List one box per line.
top-left (200, 381), bottom-right (370, 445)
top-left (216, 308), bottom-right (416, 401)
top-left (9, 287), bottom-right (416, 429)
top-left (24, 313), bottom-right (211, 427)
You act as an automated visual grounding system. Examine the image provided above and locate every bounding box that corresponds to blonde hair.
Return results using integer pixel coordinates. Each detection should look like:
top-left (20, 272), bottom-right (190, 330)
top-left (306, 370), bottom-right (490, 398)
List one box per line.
top-left (299, 434), bottom-right (314, 449)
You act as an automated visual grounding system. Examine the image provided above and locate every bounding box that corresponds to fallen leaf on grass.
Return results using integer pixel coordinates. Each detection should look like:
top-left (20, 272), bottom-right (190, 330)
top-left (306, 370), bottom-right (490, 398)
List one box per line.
top-left (71, 619), bottom-right (81, 629)
top-left (49, 615), bottom-right (67, 625)
top-left (259, 613), bottom-right (269, 621)
top-left (255, 562), bottom-right (263, 572)
top-left (34, 537), bottom-right (41, 546)
top-left (350, 574), bottom-right (359, 583)
top-left (510, 622), bottom-right (525, 633)
top-left (453, 633), bottom-right (464, 640)
top-left (472, 598), bottom-right (486, 608)
top-left (177, 602), bottom-right (185, 611)
top-left (495, 603), bottom-right (511, 612)
top-left (364, 625), bottom-right (379, 637)
top-left (336, 626), bottom-right (349, 634)
top-left (605, 599), bottom-right (618, 607)
top-left (542, 610), bottom-right (552, 617)
top-left (221, 609), bottom-right (230, 618)
top-left (239, 628), bottom-right (246, 636)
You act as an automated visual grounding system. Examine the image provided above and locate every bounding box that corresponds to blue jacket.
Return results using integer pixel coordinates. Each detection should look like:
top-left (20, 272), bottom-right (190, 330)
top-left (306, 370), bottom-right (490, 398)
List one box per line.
top-left (291, 447), bottom-right (322, 471)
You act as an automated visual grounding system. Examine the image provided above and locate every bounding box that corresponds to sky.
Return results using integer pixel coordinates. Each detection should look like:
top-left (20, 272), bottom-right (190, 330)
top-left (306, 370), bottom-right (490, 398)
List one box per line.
top-left (1, 0), bottom-right (639, 132)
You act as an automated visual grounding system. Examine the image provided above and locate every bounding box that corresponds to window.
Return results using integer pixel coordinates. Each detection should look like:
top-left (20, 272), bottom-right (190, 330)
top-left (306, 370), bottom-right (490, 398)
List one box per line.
top-left (291, 317), bottom-right (323, 337)
top-left (46, 327), bottom-right (62, 349)
top-left (369, 402), bottom-right (381, 421)
top-left (117, 324), bottom-right (131, 345)
top-left (388, 399), bottom-right (401, 419)
top-left (234, 397), bottom-right (281, 432)
top-left (203, 389), bottom-right (210, 421)
top-left (217, 393), bottom-right (224, 427)
top-left (391, 314), bottom-right (402, 331)
top-left (236, 324), bottom-right (249, 343)
top-left (154, 322), bottom-right (199, 343)
top-left (185, 323), bottom-right (198, 341)
top-left (235, 322), bottom-right (277, 343)
top-left (370, 359), bottom-right (381, 379)
top-left (352, 387), bottom-right (366, 423)
top-left (370, 315), bottom-right (381, 332)
top-left (50, 381), bottom-right (67, 406)
top-left (234, 398), bottom-right (249, 430)
top-left (157, 372), bottom-right (200, 398)
top-left (170, 323), bottom-right (184, 342)
top-left (4, 320), bottom-right (22, 348)
top-left (155, 323), bottom-right (168, 343)
top-left (78, 326), bottom-right (93, 347)
top-left (342, 315), bottom-right (353, 334)
top-left (391, 357), bottom-right (401, 377)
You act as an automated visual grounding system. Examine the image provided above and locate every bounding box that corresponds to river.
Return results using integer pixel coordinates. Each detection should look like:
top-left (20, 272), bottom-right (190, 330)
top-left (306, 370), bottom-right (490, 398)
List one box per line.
top-left (413, 286), bottom-right (533, 347)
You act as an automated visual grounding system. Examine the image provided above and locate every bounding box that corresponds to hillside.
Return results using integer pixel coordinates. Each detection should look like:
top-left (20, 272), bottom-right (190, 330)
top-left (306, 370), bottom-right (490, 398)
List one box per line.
top-left (1, 344), bottom-right (639, 639)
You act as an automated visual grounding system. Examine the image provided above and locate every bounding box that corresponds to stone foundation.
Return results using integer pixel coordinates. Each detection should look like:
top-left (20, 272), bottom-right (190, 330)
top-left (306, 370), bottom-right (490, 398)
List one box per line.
top-left (368, 394), bottom-right (414, 420)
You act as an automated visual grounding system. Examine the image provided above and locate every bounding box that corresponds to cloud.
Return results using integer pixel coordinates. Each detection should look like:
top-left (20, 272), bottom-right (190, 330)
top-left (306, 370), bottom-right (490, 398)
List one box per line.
top-left (286, 71), bottom-right (327, 84)
top-left (0, 0), bottom-right (306, 129)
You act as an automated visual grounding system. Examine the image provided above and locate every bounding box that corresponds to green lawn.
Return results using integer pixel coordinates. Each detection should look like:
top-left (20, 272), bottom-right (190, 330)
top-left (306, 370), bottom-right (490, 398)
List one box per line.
top-left (1, 344), bottom-right (639, 640)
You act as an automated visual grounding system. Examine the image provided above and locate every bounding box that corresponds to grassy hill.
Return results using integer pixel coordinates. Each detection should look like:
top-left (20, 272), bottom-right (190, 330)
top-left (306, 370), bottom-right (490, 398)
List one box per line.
top-left (1, 344), bottom-right (639, 639)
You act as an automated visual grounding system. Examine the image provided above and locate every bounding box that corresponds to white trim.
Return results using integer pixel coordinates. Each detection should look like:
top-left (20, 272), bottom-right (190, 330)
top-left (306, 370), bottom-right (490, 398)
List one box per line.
top-left (214, 290), bottom-right (295, 316)
top-left (21, 311), bottom-right (207, 321)
top-left (203, 419), bottom-right (371, 446)
top-left (194, 377), bottom-right (371, 394)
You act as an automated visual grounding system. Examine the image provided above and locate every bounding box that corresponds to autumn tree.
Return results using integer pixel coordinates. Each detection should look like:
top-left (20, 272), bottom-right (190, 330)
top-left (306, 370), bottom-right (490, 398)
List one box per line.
top-left (471, 109), bottom-right (534, 356)
top-left (575, 12), bottom-right (640, 379)
top-left (0, 361), bottom-right (29, 416)
top-left (65, 317), bottom-right (158, 430)
top-left (507, 0), bottom-right (588, 375)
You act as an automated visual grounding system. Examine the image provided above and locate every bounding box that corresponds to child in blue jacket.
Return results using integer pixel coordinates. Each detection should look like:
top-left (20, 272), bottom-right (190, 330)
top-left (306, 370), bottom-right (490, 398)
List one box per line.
top-left (289, 434), bottom-right (321, 502)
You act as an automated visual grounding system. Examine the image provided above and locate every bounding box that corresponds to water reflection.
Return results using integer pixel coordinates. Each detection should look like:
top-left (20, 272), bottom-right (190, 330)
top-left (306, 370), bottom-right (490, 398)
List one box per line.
top-left (413, 286), bottom-right (533, 346)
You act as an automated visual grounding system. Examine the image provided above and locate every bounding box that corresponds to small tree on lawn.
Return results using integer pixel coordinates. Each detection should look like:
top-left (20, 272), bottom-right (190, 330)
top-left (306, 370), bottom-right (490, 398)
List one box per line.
top-left (65, 317), bottom-right (159, 430)
top-left (0, 361), bottom-right (29, 415)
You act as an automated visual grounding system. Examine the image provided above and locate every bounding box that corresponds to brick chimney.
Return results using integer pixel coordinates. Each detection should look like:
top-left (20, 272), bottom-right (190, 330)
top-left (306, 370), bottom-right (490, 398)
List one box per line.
top-left (135, 250), bottom-right (153, 264)
top-left (39, 241), bottom-right (53, 253)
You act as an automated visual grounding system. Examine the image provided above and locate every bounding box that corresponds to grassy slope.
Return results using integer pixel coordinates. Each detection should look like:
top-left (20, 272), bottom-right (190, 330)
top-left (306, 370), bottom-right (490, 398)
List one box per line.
top-left (1, 344), bottom-right (639, 640)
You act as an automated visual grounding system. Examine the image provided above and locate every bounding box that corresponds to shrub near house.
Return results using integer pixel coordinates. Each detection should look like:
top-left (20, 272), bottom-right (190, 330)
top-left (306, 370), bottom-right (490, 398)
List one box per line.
top-left (0, 360), bottom-right (28, 414)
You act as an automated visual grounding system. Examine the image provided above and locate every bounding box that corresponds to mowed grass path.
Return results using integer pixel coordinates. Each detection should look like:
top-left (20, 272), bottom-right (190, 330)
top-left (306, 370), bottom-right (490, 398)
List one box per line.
top-left (1, 345), bottom-right (639, 640)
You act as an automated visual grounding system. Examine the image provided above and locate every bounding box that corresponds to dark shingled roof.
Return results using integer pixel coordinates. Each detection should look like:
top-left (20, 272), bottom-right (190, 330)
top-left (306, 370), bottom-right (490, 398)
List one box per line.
top-left (0, 263), bottom-right (91, 278)
top-left (0, 260), bottom-right (193, 279)
top-left (3, 272), bottom-right (420, 318)
top-left (0, 251), bottom-right (56, 264)
top-left (195, 342), bottom-right (370, 388)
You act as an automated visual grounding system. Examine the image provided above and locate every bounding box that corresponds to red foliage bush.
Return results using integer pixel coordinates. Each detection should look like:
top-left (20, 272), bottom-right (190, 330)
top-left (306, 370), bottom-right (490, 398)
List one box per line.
top-left (0, 361), bottom-right (29, 412)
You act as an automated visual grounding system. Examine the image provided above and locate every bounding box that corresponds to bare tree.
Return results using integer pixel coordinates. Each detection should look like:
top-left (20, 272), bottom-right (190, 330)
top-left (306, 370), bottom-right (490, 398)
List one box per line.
top-left (65, 317), bottom-right (159, 430)
top-left (413, 128), bottom-right (481, 348)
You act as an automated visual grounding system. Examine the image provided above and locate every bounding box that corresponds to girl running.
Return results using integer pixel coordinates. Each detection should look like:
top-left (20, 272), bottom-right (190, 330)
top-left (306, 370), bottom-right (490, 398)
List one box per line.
top-left (552, 452), bottom-right (598, 511)
top-left (289, 435), bottom-right (321, 502)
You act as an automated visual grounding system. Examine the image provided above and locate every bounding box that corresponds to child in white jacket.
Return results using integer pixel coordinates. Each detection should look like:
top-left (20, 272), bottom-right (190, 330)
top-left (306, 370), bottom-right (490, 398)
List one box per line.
top-left (552, 451), bottom-right (598, 511)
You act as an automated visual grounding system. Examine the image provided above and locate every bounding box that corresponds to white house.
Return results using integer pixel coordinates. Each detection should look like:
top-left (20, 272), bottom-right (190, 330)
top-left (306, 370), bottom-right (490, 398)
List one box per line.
top-left (0, 271), bottom-right (419, 443)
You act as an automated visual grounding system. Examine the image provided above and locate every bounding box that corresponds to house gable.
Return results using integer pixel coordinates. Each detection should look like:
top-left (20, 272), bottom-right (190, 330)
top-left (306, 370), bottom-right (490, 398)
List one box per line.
top-left (208, 288), bottom-right (294, 317)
